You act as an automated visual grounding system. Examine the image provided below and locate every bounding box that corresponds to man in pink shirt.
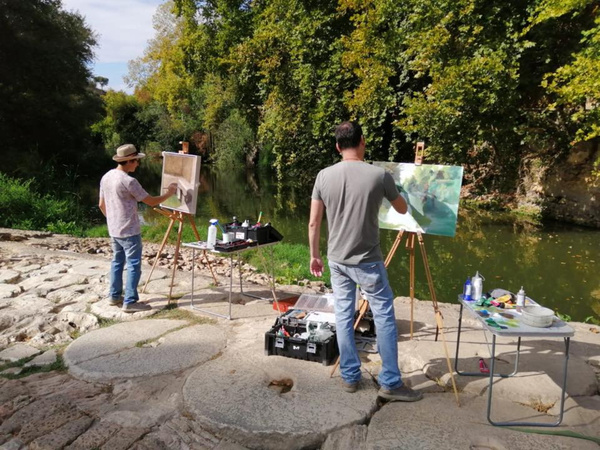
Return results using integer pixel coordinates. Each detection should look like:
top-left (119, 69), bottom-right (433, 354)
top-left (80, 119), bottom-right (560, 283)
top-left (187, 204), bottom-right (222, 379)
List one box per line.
top-left (99, 144), bottom-right (176, 313)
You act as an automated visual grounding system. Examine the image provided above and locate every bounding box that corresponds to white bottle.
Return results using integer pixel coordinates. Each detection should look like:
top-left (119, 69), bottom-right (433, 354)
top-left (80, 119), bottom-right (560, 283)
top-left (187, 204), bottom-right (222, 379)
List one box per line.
top-left (472, 271), bottom-right (484, 301)
top-left (207, 219), bottom-right (218, 248)
top-left (516, 286), bottom-right (526, 312)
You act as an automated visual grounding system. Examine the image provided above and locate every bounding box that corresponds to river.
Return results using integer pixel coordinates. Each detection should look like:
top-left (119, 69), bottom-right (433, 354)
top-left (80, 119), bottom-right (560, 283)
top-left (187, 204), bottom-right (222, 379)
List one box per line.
top-left (137, 163), bottom-right (599, 323)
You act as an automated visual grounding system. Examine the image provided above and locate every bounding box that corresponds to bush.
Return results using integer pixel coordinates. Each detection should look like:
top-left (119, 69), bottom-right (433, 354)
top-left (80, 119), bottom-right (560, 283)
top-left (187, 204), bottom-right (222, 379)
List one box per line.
top-left (0, 173), bottom-right (86, 234)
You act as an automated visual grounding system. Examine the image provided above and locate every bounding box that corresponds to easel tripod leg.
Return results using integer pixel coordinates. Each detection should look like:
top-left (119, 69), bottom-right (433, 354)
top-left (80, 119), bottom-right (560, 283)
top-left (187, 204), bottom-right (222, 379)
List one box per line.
top-left (143, 215), bottom-right (176, 293)
top-left (169, 213), bottom-right (185, 300)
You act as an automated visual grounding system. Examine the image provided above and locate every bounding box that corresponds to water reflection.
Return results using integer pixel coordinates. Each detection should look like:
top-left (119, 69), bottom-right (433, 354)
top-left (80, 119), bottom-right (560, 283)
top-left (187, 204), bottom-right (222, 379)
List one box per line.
top-left (139, 163), bottom-right (599, 322)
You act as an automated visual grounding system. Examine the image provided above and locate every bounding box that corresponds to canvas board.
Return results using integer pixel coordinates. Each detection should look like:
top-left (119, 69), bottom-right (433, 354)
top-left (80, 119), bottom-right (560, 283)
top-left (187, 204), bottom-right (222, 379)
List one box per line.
top-left (374, 162), bottom-right (463, 237)
top-left (160, 152), bottom-right (201, 215)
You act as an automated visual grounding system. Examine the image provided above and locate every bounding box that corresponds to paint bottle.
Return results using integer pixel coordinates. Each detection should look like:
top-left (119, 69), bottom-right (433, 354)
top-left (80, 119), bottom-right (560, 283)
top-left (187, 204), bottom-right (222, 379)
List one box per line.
top-left (472, 271), bottom-right (484, 301)
top-left (463, 277), bottom-right (473, 301)
top-left (516, 286), bottom-right (526, 312)
top-left (207, 219), bottom-right (218, 248)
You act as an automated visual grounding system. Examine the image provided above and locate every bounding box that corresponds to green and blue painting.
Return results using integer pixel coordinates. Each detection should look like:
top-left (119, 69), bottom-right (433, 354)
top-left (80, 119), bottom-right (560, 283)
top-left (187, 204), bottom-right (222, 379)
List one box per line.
top-left (373, 162), bottom-right (463, 237)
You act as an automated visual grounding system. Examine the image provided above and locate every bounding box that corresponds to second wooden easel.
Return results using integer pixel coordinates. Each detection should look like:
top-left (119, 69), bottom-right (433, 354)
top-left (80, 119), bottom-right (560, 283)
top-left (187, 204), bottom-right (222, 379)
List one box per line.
top-left (142, 208), bottom-right (218, 300)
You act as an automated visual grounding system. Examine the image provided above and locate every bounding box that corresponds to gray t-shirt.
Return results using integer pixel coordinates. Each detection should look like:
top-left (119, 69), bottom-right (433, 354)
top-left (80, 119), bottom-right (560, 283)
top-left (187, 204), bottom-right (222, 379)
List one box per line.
top-left (311, 161), bottom-right (399, 265)
top-left (99, 169), bottom-right (149, 238)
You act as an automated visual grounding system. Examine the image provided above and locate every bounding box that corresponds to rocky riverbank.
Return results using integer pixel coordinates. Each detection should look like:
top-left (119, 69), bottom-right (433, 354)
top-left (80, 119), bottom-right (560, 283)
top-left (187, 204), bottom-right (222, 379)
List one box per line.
top-left (0, 228), bottom-right (599, 450)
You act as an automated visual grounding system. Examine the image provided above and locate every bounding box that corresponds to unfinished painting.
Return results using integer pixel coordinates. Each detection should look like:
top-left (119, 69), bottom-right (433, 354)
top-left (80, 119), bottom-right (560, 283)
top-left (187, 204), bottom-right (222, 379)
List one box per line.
top-left (160, 152), bottom-right (201, 215)
top-left (374, 162), bottom-right (463, 237)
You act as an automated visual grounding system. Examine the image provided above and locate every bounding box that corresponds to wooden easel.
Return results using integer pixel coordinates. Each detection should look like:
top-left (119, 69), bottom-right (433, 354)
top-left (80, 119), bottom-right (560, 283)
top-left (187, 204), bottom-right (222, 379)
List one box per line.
top-left (329, 142), bottom-right (460, 406)
top-left (142, 208), bottom-right (218, 300)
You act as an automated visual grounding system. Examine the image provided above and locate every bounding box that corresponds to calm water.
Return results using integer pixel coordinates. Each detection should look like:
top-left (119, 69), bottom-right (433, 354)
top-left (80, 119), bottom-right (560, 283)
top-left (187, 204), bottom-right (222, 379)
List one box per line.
top-left (138, 164), bottom-right (599, 323)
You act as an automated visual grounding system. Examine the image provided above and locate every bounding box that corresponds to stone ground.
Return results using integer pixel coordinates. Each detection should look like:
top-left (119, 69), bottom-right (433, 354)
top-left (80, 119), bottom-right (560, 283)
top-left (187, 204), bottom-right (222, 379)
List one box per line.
top-left (0, 229), bottom-right (599, 449)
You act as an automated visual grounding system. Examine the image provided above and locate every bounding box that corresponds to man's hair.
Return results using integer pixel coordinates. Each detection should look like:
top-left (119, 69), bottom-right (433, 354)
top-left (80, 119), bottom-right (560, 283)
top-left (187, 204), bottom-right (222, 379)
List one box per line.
top-left (335, 121), bottom-right (363, 150)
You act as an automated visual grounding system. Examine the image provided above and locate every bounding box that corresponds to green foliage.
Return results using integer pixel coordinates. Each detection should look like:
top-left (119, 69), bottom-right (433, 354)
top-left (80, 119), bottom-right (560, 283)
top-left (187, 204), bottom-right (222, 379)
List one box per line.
top-left (0, 0), bottom-right (103, 177)
top-left (242, 242), bottom-right (330, 285)
top-left (85, 225), bottom-right (110, 238)
top-left (0, 173), bottom-right (87, 234)
top-left (213, 109), bottom-right (255, 170)
top-left (584, 315), bottom-right (600, 325)
top-left (555, 311), bottom-right (572, 322)
top-left (93, 0), bottom-right (600, 192)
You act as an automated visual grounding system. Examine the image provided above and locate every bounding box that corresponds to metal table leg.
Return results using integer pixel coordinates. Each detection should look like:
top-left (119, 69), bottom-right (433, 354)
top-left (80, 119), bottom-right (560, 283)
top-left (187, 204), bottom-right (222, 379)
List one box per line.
top-left (487, 336), bottom-right (570, 427)
top-left (454, 304), bottom-right (520, 378)
top-left (190, 247), bottom-right (232, 320)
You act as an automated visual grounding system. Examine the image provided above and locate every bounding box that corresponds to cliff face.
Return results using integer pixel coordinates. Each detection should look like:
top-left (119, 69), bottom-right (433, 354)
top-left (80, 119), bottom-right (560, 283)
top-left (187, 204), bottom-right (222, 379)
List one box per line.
top-left (518, 140), bottom-right (600, 227)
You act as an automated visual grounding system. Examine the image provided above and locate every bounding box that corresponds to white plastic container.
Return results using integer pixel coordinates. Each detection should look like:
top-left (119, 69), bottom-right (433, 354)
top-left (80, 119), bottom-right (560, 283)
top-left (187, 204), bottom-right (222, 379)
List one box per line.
top-left (207, 219), bottom-right (218, 248)
top-left (516, 286), bottom-right (526, 312)
top-left (472, 271), bottom-right (484, 300)
top-left (521, 306), bottom-right (555, 328)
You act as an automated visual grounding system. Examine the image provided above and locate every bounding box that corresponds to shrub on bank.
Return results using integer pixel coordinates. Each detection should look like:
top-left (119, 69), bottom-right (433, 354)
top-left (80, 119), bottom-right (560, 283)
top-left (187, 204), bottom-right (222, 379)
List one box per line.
top-left (0, 173), bottom-right (86, 235)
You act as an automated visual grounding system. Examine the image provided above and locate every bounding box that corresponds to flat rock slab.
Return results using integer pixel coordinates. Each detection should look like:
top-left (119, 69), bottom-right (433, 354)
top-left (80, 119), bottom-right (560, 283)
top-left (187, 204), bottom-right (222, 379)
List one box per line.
top-left (0, 270), bottom-right (20, 284)
top-left (24, 349), bottom-right (57, 367)
top-left (90, 296), bottom-right (170, 321)
top-left (366, 393), bottom-right (600, 450)
top-left (0, 284), bottom-right (21, 299)
top-left (0, 343), bottom-right (40, 362)
top-left (64, 319), bottom-right (226, 382)
top-left (183, 352), bottom-right (379, 450)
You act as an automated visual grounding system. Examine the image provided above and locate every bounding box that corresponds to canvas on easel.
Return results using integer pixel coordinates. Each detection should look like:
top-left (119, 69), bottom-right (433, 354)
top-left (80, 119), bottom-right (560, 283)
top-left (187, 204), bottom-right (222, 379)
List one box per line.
top-left (374, 162), bottom-right (463, 237)
top-left (144, 151), bottom-right (217, 298)
top-left (160, 152), bottom-right (201, 215)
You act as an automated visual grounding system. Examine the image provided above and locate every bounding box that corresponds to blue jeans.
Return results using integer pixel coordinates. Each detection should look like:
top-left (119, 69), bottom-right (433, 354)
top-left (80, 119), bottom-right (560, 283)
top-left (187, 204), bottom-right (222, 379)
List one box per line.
top-left (329, 260), bottom-right (403, 390)
top-left (109, 235), bottom-right (143, 305)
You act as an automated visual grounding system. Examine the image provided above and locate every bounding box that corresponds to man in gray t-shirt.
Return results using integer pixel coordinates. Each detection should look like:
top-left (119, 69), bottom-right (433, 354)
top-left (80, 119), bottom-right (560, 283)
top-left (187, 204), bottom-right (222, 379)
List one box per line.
top-left (309, 121), bottom-right (422, 402)
top-left (99, 144), bottom-right (176, 313)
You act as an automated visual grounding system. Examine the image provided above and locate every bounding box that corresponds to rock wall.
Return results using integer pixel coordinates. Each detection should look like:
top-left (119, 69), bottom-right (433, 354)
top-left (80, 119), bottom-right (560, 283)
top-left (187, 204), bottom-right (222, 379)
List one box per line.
top-left (518, 140), bottom-right (600, 227)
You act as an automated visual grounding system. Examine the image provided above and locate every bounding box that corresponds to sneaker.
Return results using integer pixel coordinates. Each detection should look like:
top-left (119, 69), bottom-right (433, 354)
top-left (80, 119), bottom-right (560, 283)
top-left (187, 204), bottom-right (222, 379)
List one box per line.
top-left (122, 302), bottom-right (151, 313)
top-left (341, 380), bottom-right (359, 393)
top-left (108, 298), bottom-right (122, 306)
top-left (378, 384), bottom-right (423, 402)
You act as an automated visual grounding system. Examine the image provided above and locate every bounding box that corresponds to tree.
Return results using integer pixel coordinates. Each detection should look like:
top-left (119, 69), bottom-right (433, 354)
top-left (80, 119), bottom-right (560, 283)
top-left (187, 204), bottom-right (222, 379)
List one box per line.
top-left (0, 0), bottom-right (103, 177)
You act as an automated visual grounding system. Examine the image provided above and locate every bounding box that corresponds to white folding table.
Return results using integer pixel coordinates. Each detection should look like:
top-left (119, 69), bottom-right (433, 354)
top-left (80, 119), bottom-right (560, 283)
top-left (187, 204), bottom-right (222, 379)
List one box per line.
top-left (183, 240), bottom-right (279, 320)
top-left (454, 291), bottom-right (574, 426)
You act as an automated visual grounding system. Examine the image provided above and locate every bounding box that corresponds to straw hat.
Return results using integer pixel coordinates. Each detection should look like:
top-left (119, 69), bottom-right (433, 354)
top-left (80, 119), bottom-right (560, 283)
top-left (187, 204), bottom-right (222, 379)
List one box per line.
top-left (113, 144), bottom-right (146, 162)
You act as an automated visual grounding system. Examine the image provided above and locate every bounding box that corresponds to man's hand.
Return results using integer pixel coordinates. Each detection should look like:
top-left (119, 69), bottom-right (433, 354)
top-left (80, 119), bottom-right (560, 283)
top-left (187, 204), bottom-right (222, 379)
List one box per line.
top-left (167, 183), bottom-right (178, 196)
top-left (310, 257), bottom-right (324, 277)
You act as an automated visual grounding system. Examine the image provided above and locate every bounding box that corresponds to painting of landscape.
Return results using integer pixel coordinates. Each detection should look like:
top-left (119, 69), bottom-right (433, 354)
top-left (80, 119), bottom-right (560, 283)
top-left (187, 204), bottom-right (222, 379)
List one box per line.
top-left (374, 162), bottom-right (463, 237)
top-left (160, 152), bottom-right (201, 215)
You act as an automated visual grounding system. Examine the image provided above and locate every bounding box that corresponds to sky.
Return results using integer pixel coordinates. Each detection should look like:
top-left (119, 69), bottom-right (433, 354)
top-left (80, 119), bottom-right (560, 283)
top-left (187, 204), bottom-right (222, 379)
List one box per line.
top-left (61, 0), bottom-right (164, 93)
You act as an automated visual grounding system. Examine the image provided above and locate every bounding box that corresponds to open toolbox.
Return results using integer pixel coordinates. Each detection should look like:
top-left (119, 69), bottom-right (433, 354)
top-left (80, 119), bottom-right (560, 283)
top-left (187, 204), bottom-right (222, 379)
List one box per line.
top-left (264, 294), bottom-right (339, 366)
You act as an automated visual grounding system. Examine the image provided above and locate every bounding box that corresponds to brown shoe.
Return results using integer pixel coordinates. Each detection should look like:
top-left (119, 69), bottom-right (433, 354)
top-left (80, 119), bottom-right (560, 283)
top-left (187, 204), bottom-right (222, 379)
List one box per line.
top-left (378, 384), bottom-right (423, 402)
top-left (341, 380), bottom-right (359, 393)
top-left (122, 302), bottom-right (151, 313)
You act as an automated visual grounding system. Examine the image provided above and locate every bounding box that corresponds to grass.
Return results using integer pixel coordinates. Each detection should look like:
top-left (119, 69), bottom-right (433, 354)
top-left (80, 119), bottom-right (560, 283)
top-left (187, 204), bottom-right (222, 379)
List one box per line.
top-left (151, 304), bottom-right (217, 325)
top-left (0, 352), bottom-right (67, 380)
top-left (241, 242), bottom-right (331, 286)
top-left (134, 305), bottom-right (217, 347)
top-left (0, 173), bottom-right (90, 235)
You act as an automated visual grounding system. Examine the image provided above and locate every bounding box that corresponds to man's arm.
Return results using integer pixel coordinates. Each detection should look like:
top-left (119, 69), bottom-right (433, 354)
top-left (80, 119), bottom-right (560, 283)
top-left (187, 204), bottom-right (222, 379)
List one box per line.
top-left (308, 199), bottom-right (325, 277)
top-left (390, 194), bottom-right (408, 214)
top-left (99, 197), bottom-right (107, 217)
top-left (142, 183), bottom-right (177, 207)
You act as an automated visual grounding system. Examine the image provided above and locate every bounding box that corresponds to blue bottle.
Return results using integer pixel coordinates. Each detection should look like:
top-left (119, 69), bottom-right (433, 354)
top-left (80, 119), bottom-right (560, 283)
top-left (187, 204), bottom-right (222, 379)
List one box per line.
top-left (463, 277), bottom-right (473, 300)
